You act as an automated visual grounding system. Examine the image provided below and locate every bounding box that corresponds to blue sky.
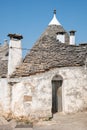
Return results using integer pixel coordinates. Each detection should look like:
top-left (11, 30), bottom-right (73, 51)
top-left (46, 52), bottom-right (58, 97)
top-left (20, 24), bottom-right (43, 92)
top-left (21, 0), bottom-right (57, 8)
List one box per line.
top-left (0, 0), bottom-right (87, 56)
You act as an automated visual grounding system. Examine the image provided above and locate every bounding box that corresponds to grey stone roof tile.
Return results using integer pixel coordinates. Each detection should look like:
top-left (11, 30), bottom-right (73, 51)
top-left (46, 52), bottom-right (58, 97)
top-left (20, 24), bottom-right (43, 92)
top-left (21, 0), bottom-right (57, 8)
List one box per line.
top-left (11, 35), bottom-right (87, 78)
top-left (0, 43), bottom-right (9, 78)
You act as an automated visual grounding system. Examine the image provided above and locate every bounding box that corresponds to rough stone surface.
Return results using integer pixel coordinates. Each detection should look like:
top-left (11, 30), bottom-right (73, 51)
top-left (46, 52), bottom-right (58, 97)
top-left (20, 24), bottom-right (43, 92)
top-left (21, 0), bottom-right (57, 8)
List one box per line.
top-left (0, 43), bottom-right (8, 78)
top-left (0, 112), bottom-right (87, 130)
top-left (33, 112), bottom-right (87, 130)
top-left (11, 35), bottom-right (87, 78)
top-left (0, 117), bottom-right (8, 125)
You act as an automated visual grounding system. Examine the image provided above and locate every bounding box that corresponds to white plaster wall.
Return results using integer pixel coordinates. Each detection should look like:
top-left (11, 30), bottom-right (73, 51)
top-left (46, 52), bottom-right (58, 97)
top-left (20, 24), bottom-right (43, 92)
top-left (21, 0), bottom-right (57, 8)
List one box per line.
top-left (63, 68), bottom-right (87, 113)
top-left (10, 66), bottom-right (87, 118)
top-left (0, 78), bottom-right (10, 115)
top-left (57, 34), bottom-right (65, 43)
top-left (70, 35), bottom-right (75, 45)
top-left (11, 78), bottom-right (52, 118)
top-left (8, 39), bottom-right (22, 76)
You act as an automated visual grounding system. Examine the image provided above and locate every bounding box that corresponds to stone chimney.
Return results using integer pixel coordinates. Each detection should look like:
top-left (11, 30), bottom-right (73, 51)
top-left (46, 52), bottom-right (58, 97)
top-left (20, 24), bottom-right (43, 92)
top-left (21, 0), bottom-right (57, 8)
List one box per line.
top-left (69, 30), bottom-right (76, 45)
top-left (56, 32), bottom-right (65, 43)
top-left (8, 34), bottom-right (23, 76)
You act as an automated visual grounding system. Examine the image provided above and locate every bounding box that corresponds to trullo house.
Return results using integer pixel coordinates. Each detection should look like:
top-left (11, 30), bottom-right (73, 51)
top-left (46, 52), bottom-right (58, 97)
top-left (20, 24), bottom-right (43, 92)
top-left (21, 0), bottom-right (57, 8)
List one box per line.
top-left (0, 10), bottom-right (87, 120)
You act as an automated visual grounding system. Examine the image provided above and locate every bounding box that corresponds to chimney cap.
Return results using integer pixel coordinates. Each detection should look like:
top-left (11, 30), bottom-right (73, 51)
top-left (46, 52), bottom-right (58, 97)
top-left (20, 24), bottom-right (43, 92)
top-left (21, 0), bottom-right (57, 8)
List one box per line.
top-left (56, 31), bottom-right (66, 35)
top-left (69, 30), bottom-right (76, 32)
top-left (69, 30), bottom-right (76, 35)
top-left (8, 33), bottom-right (23, 40)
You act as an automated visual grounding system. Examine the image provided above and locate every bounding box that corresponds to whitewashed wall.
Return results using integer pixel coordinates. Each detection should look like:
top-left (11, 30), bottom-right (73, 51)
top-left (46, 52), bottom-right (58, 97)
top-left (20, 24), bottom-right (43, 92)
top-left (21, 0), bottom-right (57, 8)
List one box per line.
top-left (9, 66), bottom-right (87, 119)
top-left (70, 35), bottom-right (75, 45)
top-left (11, 78), bottom-right (52, 119)
top-left (0, 78), bottom-right (10, 115)
top-left (8, 39), bottom-right (22, 76)
top-left (57, 34), bottom-right (65, 43)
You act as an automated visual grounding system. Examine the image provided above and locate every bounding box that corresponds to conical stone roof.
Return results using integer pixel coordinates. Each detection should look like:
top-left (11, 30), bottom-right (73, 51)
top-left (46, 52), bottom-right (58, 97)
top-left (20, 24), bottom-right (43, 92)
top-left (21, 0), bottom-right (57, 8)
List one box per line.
top-left (37, 10), bottom-right (69, 44)
top-left (10, 11), bottom-right (87, 77)
top-left (11, 35), bottom-right (87, 77)
top-left (40, 25), bottom-right (69, 43)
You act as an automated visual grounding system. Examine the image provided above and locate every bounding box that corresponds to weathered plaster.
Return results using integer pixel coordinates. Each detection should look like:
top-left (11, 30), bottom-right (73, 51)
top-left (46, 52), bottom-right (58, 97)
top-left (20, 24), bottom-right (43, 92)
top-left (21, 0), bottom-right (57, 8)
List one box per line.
top-left (70, 35), bottom-right (75, 45)
top-left (57, 34), bottom-right (65, 43)
top-left (8, 39), bottom-right (22, 76)
top-left (8, 66), bottom-right (87, 119)
top-left (0, 78), bottom-right (10, 115)
top-left (0, 66), bottom-right (87, 119)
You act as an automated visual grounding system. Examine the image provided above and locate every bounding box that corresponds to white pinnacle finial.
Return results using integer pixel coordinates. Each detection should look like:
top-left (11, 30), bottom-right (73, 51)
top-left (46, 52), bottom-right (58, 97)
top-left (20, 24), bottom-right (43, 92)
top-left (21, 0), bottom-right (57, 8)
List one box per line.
top-left (49, 10), bottom-right (61, 26)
